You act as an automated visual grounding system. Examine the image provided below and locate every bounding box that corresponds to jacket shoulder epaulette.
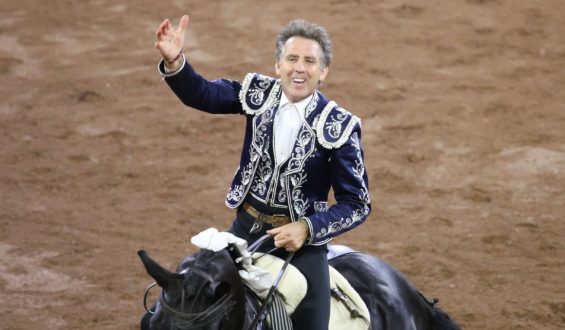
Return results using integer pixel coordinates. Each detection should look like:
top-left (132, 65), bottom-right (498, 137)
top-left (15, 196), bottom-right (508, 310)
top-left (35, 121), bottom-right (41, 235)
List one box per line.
top-left (316, 101), bottom-right (361, 149)
top-left (239, 73), bottom-right (281, 115)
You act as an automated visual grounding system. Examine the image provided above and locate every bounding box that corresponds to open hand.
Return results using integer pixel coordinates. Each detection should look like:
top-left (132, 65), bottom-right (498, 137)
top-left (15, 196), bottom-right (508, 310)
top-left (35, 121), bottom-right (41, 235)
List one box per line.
top-left (155, 15), bottom-right (189, 66)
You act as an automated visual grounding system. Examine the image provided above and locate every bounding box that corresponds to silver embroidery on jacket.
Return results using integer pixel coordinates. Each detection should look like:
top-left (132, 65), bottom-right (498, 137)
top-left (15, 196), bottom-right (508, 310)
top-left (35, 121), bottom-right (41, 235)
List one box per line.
top-left (248, 77), bottom-right (272, 106)
top-left (351, 132), bottom-right (371, 204)
top-left (239, 74), bottom-right (281, 115)
top-left (286, 128), bottom-right (315, 172)
top-left (226, 105), bottom-right (275, 205)
top-left (227, 183), bottom-right (245, 203)
top-left (289, 173), bottom-right (309, 219)
top-left (326, 112), bottom-right (348, 139)
top-left (316, 102), bottom-right (360, 149)
top-left (277, 176), bottom-right (287, 203)
top-left (254, 109), bottom-right (275, 150)
top-left (251, 142), bottom-right (273, 196)
top-left (305, 92), bottom-right (319, 118)
top-left (315, 132), bottom-right (370, 239)
top-left (314, 201), bottom-right (329, 213)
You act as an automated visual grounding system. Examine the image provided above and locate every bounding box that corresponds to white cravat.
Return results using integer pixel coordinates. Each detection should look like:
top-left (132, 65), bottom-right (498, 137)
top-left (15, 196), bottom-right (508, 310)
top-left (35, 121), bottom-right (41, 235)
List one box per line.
top-left (274, 93), bottom-right (313, 165)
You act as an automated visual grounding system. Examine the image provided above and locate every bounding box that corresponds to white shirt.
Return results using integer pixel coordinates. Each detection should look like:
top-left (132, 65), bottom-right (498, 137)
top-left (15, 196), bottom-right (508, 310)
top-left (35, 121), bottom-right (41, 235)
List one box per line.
top-left (274, 93), bottom-right (313, 165)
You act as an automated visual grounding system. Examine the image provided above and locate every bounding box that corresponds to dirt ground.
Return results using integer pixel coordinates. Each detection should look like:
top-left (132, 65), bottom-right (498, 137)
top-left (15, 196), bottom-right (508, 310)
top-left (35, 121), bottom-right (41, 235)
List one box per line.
top-left (1, 0), bottom-right (564, 329)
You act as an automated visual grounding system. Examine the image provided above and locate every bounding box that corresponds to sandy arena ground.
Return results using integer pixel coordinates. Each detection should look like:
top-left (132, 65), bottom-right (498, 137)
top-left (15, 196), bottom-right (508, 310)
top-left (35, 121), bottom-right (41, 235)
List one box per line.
top-left (1, 0), bottom-right (564, 329)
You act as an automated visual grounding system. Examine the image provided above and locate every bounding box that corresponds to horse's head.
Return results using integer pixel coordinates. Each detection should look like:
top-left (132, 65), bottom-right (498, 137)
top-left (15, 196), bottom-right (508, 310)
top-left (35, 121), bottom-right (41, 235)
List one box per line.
top-left (138, 247), bottom-right (246, 330)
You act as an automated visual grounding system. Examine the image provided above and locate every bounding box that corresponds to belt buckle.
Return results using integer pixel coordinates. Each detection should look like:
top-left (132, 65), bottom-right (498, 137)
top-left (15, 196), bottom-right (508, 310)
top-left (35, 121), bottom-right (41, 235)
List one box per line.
top-left (271, 214), bottom-right (288, 227)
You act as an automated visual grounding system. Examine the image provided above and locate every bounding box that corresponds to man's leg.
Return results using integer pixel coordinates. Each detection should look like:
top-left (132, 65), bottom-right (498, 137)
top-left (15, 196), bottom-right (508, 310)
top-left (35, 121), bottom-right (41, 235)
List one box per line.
top-left (288, 245), bottom-right (331, 330)
top-left (229, 208), bottom-right (331, 329)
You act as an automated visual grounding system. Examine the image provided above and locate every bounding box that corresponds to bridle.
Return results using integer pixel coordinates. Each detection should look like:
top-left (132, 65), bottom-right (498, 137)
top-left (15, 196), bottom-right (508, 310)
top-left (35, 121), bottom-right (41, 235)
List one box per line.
top-left (144, 262), bottom-right (237, 330)
top-left (142, 235), bottom-right (293, 330)
top-left (159, 290), bottom-right (236, 329)
top-left (144, 280), bottom-right (237, 330)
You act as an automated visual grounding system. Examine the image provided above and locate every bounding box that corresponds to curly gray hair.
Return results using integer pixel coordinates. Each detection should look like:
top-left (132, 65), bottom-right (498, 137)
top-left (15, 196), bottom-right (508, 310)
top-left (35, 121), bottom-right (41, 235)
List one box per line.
top-left (275, 19), bottom-right (332, 68)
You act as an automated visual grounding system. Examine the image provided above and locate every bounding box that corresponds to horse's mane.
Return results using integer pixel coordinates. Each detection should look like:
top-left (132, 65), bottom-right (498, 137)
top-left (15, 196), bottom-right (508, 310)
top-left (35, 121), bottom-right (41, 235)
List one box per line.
top-left (164, 248), bottom-right (247, 329)
top-left (178, 246), bottom-right (243, 273)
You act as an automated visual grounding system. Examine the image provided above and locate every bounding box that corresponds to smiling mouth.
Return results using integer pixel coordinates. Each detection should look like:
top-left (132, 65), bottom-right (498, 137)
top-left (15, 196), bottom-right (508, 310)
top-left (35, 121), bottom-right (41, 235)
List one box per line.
top-left (292, 78), bottom-right (305, 84)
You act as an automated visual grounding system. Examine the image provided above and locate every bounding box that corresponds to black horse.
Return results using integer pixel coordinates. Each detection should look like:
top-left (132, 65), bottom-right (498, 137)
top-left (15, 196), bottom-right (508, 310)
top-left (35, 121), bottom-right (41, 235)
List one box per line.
top-left (138, 244), bottom-right (459, 330)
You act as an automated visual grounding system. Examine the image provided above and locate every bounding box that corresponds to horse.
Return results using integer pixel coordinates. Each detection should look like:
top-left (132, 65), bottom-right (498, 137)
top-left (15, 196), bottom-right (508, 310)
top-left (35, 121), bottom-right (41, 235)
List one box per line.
top-left (138, 241), bottom-right (460, 330)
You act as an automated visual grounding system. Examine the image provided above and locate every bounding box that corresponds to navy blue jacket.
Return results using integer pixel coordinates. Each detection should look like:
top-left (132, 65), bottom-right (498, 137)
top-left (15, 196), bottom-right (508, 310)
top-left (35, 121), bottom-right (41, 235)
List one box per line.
top-left (159, 59), bottom-right (371, 245)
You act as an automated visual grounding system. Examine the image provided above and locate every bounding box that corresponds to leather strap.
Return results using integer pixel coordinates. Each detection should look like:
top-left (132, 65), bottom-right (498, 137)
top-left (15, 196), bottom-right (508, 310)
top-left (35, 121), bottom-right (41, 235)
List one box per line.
top-left (242, 202), bottom-right (291, 227)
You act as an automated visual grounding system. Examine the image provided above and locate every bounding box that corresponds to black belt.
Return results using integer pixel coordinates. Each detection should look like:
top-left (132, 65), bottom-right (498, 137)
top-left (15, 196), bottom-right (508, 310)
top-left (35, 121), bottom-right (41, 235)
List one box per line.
top-left (242, 202), bottom-right (291, 227)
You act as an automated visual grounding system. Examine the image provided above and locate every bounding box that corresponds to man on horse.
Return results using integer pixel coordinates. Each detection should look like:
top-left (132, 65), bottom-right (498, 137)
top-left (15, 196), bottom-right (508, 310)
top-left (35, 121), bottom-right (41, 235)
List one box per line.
top-left (154, 15), bottom-right (371, 329)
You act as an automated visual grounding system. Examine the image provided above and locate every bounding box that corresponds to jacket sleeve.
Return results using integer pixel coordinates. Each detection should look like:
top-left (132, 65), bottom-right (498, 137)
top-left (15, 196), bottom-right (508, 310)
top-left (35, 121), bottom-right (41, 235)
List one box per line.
top-left (158, 58), bottom-right (243, 115)
top-left (303, 122), bottom-right (371, 245)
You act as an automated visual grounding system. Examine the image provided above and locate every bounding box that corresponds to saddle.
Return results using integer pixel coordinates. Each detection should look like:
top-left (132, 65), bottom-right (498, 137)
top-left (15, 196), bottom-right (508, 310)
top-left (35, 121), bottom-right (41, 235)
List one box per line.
top-left (190, 229), bottom-right (370, 329)
top-left (252, 249), bottom-right (370, 330)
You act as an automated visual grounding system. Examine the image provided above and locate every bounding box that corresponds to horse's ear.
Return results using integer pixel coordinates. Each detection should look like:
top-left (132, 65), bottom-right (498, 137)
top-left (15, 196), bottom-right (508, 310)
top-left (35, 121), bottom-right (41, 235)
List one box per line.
top-left (138, 250), bottom-right (182, 289)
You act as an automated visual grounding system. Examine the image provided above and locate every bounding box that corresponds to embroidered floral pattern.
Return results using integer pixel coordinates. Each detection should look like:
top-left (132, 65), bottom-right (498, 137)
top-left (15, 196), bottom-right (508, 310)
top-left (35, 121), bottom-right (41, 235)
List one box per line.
top-left (251, 140), bottom-right (272, 195)
top-left (231, 73), bottom-right (370, 236)
top-left (248, 108), bottom-right (276, 201)
top-left (239, 73), bottom-right (281, 115)
top-left (326, 112), bottom-right (348, 139)
top-left (226, 184), bottom-right (245, 203)
top-left (289, 172), bottom-right (309, 219)
top-left (286, 128), bottom-right (315, 172)
top-left (226, 93), bottom-right (276, 206)
top-left (314, 201), bottom-right (329, 213)
top-left (305, 92), bottom-right (319, 118)
top-left (248, 76), bottom-right (272, 106)
top-left (315, 203), bottom-right (370, 240)
top-left (315, 132), bottom-right (370, 240)
top-left (277, 176), bottom-right (287, 203)
top-left (253, 109), bottom-right (275, 150)
top-left (350, 132), bottom-right (370, 203)
top-left (316, 102), bottom-right (360, 149)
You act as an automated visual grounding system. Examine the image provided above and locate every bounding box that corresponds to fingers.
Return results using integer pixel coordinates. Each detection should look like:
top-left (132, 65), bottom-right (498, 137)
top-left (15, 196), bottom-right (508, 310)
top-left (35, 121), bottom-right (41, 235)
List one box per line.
top-left (155, 15), bottom-right (189, 54)
top-left (266, 226), bottom-right (281, 236)
top-left (155, 19), bottom-right (169, 51)
top-left (156, 18), bottom-right (170, 38)
top-left (273, 235), bottom-right (291, 250)
top-left (267, 222), bottom-right (309, 251)
top-left (275, 236), bottom-right (301, 252)
top-left (156, 15), bottom-right (188, 38)
top-left (267, 228), bottom-right (285, 248)
top-left (177, 15), bottom-right (189, 34)
top-left (270, 231), bottom-right (304, 252)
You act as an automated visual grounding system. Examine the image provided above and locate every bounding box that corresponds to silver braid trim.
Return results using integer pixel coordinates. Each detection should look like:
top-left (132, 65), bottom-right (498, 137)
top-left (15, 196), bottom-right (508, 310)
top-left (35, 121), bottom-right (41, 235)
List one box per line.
top-left (316, 102), bottom-right (361, 149)
top-left (238, 73), bottom-right (281, 116)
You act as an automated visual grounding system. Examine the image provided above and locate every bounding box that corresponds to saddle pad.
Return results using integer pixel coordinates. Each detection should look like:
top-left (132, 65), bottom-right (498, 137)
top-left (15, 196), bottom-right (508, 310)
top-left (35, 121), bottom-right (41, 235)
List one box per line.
top-left (252, 253), bottom-right (307, 314)
top-left (252, 254), bottom-right (371, 329)
top-left (328, 266), bottom-right (371, 330)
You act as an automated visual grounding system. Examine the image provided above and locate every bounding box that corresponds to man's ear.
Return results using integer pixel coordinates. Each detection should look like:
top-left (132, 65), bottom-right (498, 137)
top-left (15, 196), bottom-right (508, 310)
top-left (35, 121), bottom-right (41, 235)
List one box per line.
top-left (274, 61), bottom-right (281, 76)
top-left (319, 66), bottom-right (329, 83)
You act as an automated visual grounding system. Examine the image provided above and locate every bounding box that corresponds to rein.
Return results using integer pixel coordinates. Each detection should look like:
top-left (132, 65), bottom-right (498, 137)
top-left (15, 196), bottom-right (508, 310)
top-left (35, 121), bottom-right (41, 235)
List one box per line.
top-left (142, 234), bottom-right (294, 330)
top-left (143, 281), bottom-right (158, 314)
top-left (144, 281), bottom-right (236, 329)
top-left (143, 270), bottom-right (237, 330)
top-left (159, 290), bottom-right (236, 329)
top-left (247, 235), bottom-right (295, 330)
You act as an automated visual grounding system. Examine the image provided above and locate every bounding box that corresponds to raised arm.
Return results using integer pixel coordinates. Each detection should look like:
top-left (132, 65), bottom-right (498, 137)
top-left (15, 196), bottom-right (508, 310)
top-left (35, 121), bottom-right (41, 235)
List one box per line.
top-left (155, 15), bottom-right (189, 70)
top-left (154, 15), bottom-right (242, 115)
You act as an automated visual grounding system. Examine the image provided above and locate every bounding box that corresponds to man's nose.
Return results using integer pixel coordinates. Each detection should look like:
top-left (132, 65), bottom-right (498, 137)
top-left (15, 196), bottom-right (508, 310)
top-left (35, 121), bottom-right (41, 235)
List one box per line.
top-left (294, 60), bottom-right (306, 72)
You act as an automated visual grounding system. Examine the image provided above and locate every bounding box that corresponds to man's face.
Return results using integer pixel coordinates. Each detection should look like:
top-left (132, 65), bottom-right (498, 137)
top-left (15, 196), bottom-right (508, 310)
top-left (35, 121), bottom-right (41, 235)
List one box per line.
top-left (275, 36), bottom-right (329, 103)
